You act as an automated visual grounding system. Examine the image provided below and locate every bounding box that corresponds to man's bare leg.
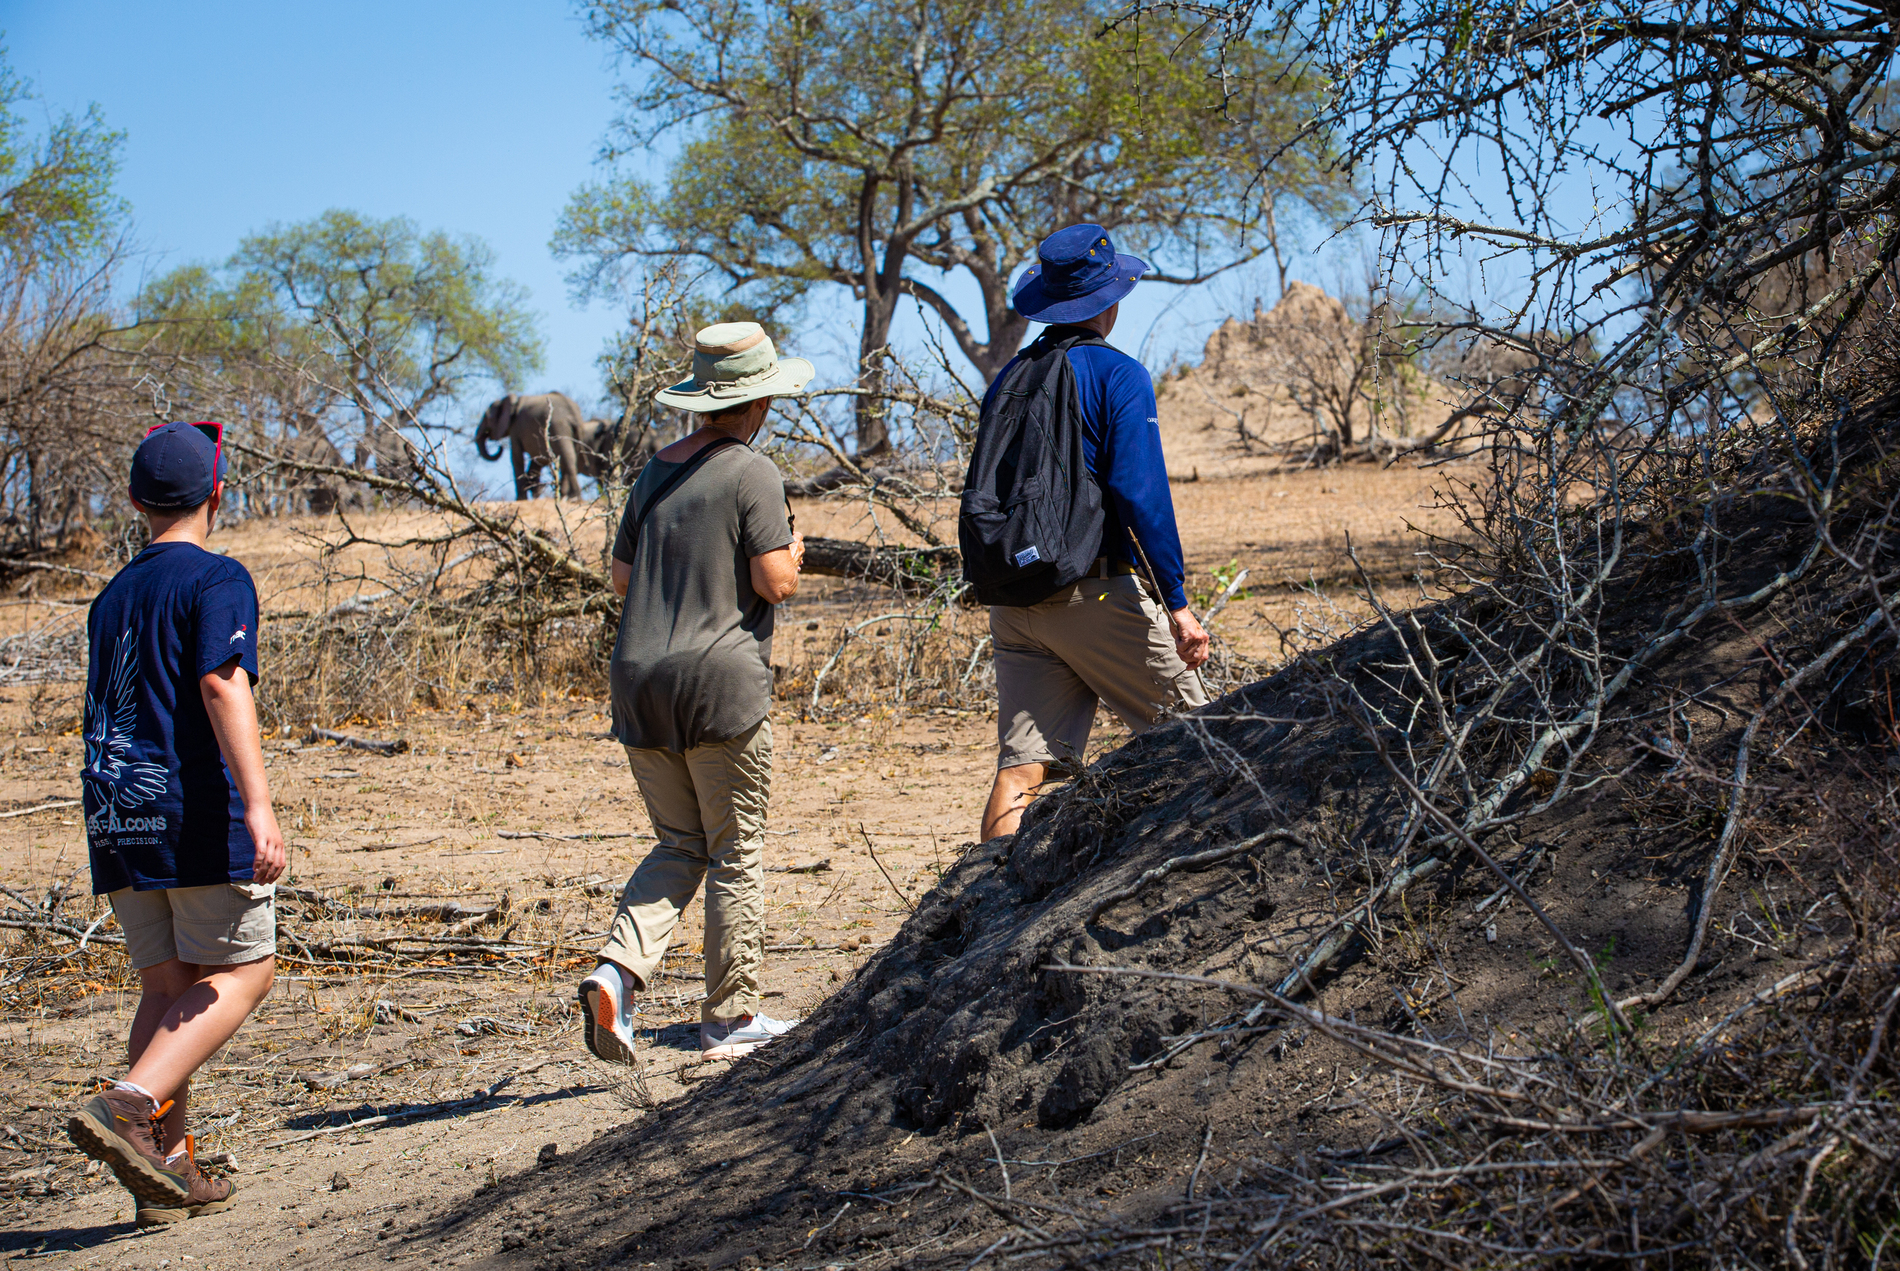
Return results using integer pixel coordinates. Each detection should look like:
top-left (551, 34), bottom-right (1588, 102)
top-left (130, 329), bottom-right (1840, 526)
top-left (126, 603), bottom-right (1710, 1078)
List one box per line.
top-left (124, 956), bottom-right (273, 1145)
top-left (982, 762), bottom-right (1047, 841)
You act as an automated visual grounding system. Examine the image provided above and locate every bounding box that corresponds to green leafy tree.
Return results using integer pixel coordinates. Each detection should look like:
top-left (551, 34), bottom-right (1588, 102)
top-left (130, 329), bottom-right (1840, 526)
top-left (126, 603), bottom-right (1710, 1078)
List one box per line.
top-left (557, 0), bottom-right (1345, 456)
top-left (0, 55), bottom-right (124, 269)
top-left (0, 49), bottom-right (130, 551)
top-left (140, 210), bottom-right (543, 475)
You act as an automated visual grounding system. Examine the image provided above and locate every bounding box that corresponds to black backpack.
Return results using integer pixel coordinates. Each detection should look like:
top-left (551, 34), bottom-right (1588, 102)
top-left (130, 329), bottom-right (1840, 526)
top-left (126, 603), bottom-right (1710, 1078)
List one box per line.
top-left (959, 330), bottom-right (1107, 606)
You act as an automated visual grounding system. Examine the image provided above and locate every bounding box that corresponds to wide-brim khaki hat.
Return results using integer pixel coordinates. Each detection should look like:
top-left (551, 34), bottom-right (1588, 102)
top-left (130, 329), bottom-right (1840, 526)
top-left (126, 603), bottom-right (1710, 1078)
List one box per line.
top-left (653, 322), bottom-right (815, 413)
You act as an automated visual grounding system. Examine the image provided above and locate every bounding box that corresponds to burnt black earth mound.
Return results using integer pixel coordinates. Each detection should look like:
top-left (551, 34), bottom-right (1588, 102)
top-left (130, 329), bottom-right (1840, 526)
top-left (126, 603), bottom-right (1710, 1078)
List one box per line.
top-left (386, 406), bottom-right (1900, 1269)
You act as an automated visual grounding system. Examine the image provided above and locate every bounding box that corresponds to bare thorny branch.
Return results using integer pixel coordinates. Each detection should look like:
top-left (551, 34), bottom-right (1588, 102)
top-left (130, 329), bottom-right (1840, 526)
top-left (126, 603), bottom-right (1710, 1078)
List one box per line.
top-left (931, 0), bottom-right (1900, 1264)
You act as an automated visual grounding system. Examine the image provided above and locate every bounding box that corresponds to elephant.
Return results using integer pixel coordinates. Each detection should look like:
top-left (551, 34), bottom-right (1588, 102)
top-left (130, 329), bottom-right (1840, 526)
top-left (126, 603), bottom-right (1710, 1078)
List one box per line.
top-left (281, 429), bottom-right (351, 515)
top-left (261, 416), bottom-right (361, 515)
top-left (576, 418), bottom-right (615, 482)
top-left (573, 417), bottom-right (659, 486)
top-left (475, 391), bottom-right (593, 500)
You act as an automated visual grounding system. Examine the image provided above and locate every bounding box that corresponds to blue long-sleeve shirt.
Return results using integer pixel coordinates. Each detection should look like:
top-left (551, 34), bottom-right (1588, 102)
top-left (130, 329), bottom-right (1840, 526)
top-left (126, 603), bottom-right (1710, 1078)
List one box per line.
top-left (981, 330), bottom-right (1190, 611)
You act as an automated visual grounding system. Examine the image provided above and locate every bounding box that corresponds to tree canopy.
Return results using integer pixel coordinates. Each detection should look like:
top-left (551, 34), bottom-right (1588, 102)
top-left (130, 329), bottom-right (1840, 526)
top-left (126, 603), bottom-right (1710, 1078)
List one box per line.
top-left (0, 54), bottom-right (124, 269)
top-left (139, 210), bottom-right (542, 472)
top-left (557, 0), bottom-right (1346, 454)
top-left (0, 49), bottom-right (132, 552)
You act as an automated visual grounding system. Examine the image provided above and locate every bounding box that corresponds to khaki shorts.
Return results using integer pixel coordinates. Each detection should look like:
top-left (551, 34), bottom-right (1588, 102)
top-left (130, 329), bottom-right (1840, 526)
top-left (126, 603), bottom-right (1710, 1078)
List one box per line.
top-left (108, 883), bottom-right (276, 970)
top-left (990, 574), bottom-right (1208, 771)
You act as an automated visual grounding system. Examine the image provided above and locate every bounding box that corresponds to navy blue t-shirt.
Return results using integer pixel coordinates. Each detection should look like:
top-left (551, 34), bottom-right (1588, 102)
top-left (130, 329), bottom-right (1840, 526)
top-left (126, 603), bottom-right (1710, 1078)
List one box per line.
top-left (83, 542), bottom-right (261, 894)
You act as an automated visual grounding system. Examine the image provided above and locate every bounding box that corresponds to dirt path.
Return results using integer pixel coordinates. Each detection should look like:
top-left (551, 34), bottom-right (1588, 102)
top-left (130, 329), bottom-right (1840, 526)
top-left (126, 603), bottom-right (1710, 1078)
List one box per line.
top-left (0, 459), bottom-right (1467, 1267)
top-left (0, 698), bottom-right (1053, 1268)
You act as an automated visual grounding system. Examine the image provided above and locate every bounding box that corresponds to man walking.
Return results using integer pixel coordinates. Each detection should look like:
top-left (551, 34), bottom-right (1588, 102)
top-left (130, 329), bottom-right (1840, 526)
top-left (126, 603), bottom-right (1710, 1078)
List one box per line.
top-left (68, 421), bottom-right (284, 1225)
top-left (579, 322), bottom-right (811, 1063)
top-left (972, 225), bottom-right (1211, 840)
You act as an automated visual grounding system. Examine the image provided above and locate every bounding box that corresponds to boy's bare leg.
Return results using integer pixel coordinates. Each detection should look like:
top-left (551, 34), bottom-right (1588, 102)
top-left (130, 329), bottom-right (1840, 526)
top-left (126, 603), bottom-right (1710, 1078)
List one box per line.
top-left (127, 960), bottom-right (204, 1154)
top-left (124, 956), bottom-right (273, 1138)
top-left (981, 762), bottom-right (1046, 841)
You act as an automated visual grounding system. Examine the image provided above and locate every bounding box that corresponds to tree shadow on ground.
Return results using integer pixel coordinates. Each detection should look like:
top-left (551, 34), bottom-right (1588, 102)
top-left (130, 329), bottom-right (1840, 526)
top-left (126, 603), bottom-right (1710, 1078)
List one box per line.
top-left (0, 1217), bottom-right (142, 1258)
top-left (639, 1021), bottom-right (701, 1054)
top-left (278, 1079), bottom-right (615, 1137)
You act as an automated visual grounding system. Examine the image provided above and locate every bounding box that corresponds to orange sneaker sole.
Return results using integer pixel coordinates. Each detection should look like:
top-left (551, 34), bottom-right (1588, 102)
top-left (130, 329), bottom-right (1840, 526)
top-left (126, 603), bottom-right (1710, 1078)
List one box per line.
top-left (578, 981), bottom-right (637, 1065)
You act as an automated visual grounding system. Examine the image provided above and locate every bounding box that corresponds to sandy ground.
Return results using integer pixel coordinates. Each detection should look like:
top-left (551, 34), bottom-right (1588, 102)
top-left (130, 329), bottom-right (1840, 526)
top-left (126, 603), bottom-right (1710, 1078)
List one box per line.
top-left (0, 458), bottom-right (1471, 1268)
top-left (0, 700), bottom-right (1021, 1269)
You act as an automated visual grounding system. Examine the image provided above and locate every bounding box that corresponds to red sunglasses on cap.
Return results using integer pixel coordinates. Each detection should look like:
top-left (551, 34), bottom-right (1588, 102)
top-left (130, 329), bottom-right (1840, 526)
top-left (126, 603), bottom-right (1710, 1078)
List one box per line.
top-left (143, 421), bottom-right (226, 484)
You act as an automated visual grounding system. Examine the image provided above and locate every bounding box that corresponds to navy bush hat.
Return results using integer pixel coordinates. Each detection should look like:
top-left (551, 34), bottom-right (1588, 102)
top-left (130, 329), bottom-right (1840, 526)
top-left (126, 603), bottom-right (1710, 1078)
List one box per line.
top-left (130, 421), bottom-right (225, 511)
top-left (1010, 224), bottom-right (1149, 324)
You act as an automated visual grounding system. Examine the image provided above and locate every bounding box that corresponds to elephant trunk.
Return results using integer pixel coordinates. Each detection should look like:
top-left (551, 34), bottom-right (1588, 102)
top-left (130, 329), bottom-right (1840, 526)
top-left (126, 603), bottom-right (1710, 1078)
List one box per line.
top-left (475, 423), bottom-right (504, 462)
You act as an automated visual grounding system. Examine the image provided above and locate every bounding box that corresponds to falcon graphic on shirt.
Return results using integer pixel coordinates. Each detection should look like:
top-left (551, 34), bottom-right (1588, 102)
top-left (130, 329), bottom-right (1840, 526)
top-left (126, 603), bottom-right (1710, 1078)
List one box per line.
top-left (82, 627), bottom-right (169, 815)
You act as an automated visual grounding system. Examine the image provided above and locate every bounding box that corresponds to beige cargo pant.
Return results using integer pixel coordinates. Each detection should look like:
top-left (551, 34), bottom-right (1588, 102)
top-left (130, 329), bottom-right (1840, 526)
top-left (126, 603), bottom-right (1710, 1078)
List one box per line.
top-left (600, 718), bottom-right (770, 1024)
top-left (991, 574), bottom-right (1208, 771)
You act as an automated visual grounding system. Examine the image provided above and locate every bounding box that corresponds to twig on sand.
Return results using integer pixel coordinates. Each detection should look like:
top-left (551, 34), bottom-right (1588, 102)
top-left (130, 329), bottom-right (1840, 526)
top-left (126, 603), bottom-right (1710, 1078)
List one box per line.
top-left (497, 830), bottom-right (654, 842)
top-left (1202, 569), bottom-right (1251, 630)
top-left (349, 835), bottom-right (445, 853)
top-left (1186, 1123), bottom-right (1214, 1200)
top-left (308, 727), bottom-right (409, 756)
top-left (0, 800), bottom-right (79, 820)
top-left (859, 823), bottom-right (916, 913)
top-left (984, 1122), bottom-right (1012, 1200)
top-left (6, 560), bottom-right (112, 583)
top-left (804, 1201), bottom-right (852, 1250)
top-left (0, 914), bottom-right (125, 944)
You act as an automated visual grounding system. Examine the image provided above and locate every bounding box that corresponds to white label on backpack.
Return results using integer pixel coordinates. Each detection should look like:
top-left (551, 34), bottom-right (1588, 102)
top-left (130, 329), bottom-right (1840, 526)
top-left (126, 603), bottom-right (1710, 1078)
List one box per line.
top-left (1014, 545), bottom-right (1041, 567)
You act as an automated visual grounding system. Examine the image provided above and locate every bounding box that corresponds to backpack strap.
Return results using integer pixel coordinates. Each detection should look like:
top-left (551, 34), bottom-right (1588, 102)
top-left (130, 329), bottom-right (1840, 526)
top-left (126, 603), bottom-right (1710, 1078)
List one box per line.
top-left (623, 435), bottom-right (747, 558)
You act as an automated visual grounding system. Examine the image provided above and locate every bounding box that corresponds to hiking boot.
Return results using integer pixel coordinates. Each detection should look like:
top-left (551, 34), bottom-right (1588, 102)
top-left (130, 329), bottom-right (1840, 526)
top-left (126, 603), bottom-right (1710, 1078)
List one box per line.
top-left (136, 1134), bottom-right (236, 1226)
top-left (67, 1089), bottom-right (188, 1205)
top-left (578, 963), bottom-right (638, 1065)
top-left (700, 1012), bottom-right (798, 1059)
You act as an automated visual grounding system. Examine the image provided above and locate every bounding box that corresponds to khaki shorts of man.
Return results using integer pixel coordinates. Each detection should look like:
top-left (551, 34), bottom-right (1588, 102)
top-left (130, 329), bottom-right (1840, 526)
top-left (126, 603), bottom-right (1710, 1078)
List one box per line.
top-left (982, 570), bottom-right (1209, 839)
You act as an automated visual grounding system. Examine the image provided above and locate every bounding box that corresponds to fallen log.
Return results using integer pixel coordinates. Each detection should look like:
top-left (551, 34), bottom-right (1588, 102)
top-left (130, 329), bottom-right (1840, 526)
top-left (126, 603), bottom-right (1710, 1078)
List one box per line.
top-left (0, 560), bottom-right (113, 584)
top-left (0, 800), bottom-right (80, 820)
top-left (799, 536), bottom-right (962, 594)
top-left (307, 727), bottom-right (409, 755)
top-left (783, 458), bottom-right (962, 498)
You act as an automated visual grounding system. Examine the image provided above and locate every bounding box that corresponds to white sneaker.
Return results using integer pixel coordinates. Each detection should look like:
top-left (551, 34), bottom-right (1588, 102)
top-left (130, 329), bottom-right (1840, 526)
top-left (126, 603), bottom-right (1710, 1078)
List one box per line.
top-left (578, 963), bottom-right (639, 1065)
top-left (699, 1012), bottom-right (799, 1059)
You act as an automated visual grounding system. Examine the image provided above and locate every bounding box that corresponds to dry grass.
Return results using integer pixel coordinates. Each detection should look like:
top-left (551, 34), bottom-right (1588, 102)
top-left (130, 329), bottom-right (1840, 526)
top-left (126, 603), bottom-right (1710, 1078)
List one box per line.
top-left (20, 464), bottom-right (1454, 732)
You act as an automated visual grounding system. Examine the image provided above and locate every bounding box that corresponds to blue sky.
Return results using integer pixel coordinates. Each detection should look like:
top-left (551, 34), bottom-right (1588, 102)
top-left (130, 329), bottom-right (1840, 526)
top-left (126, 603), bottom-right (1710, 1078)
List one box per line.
top-left (3, 1), bottom-right (634, 412)
top-left (2, 1), bottom-right (1357, 415)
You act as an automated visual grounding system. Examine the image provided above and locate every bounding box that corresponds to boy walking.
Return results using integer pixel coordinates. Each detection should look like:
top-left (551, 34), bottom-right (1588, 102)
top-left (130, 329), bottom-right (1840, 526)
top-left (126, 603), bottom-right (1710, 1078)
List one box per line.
top-left (67, 421), bottom-right (285, 1225)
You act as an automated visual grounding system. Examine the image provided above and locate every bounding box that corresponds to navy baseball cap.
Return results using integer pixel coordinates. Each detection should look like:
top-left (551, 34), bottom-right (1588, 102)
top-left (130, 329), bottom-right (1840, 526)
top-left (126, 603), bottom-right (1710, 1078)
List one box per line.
top-left (130, 421), bottom-right (226, 511)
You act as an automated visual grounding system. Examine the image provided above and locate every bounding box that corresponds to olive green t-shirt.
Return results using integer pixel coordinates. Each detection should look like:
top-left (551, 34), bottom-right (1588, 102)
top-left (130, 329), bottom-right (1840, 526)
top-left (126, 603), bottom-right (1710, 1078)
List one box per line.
top-left (608, 443), bottom-right (793, 753)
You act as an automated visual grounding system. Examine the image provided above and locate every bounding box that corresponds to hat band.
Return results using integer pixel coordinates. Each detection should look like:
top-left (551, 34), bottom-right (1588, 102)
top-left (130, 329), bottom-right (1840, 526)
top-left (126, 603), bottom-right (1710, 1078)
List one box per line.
top-left (701, 363), bottom-right (785, 398)
top-left (1041, 258), bottom-right (1117, 299)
